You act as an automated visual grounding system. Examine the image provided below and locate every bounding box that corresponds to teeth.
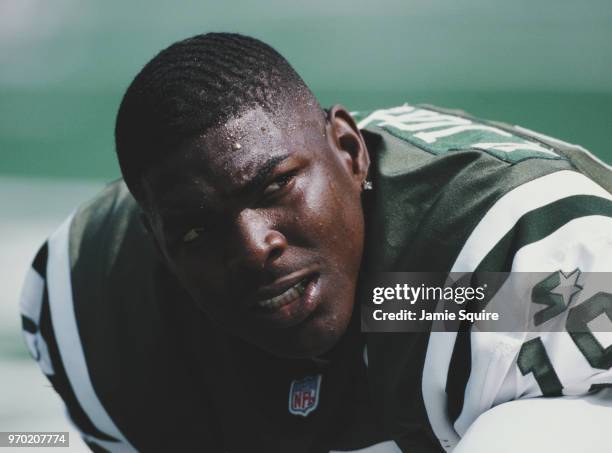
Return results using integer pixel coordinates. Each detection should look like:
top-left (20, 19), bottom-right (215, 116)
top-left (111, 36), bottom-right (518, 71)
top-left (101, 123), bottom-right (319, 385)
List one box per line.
top-left (257, 279), bottom-right (307, 310)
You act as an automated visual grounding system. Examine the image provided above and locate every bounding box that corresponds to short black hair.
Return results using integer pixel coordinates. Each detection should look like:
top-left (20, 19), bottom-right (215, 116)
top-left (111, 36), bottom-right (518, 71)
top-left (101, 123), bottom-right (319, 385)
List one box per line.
top-left (115, 32), bottom-right (319, 199)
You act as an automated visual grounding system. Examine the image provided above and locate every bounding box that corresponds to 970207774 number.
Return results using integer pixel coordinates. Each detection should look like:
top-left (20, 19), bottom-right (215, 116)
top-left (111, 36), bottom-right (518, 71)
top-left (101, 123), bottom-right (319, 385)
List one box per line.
top-left (1, 432), bottom-right (69, 447)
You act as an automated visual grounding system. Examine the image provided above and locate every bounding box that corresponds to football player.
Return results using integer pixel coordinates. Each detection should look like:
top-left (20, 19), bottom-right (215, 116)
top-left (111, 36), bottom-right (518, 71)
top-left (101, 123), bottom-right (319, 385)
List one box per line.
top-left (20, 33), bottom-right (612, 452)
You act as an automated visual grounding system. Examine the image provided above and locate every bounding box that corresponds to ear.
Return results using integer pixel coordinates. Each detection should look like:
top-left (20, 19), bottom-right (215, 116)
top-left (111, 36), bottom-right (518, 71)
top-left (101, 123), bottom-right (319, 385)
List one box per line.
top-left (326, 104), bottom-right (370, 189)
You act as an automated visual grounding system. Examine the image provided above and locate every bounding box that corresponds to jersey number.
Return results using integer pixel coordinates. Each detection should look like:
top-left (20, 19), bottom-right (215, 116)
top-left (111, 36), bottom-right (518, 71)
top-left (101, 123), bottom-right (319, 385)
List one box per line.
top-left (518, 292), bottom-right (612, 396)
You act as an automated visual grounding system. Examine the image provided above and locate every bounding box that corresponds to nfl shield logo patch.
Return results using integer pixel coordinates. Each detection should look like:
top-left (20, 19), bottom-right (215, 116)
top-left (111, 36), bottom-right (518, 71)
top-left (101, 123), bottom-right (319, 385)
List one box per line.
top-left (288, 374), bottom-right (322, 416)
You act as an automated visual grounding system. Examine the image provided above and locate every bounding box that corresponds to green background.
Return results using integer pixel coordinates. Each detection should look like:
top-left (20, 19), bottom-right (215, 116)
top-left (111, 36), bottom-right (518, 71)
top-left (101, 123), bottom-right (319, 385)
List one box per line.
top-left (1, 0), bottom-right (611, 180)
top-left (0, 2), bottom-right (610, 443)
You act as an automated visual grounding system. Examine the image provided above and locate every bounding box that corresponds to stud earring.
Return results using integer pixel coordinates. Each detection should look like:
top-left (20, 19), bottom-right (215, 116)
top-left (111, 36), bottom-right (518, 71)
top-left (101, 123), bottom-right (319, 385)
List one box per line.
top-left (362, 180), bottom-right (373, 191)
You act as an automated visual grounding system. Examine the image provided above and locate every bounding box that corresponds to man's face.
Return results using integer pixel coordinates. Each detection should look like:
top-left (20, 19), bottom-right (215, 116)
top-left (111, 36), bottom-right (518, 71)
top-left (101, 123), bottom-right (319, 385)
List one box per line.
top-left (140, 104), bottom-right (368, 358)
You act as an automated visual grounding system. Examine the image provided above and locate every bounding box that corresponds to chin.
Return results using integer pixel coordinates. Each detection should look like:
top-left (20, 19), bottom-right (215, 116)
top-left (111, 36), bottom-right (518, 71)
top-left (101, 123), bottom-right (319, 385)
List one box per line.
top-left (261, 304), bottom-right (353, 359)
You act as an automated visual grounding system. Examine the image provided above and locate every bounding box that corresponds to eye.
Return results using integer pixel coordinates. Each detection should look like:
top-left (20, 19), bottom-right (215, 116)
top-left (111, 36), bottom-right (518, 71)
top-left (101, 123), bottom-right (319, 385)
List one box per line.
top-left (263, 171), bottom-right (297, 196)
top-left (182, 227), bottom-right (206, 243)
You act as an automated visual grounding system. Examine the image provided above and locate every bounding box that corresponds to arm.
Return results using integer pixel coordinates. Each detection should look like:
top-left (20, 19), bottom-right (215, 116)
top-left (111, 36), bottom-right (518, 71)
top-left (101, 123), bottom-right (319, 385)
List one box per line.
top-left (454, 389), bottom-right (612, 453)
top-left (20, 236), bottom-right (134, 452)
top-left (423, 169), bottom-right (612, 451)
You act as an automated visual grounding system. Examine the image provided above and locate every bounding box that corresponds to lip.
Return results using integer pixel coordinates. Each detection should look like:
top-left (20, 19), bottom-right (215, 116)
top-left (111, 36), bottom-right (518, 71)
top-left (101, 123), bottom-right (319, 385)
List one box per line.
top-left (250, 268), bottom-right (317, 304)
top-left (250, 273), bottom-right (321, 328)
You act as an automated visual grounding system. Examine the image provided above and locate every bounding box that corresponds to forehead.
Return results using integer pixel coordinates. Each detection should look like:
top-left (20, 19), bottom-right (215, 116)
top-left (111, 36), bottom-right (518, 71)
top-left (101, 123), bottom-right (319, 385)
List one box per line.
top-left (201, 107), bottom-right (291, 184)
top-left (141, 105), bottom-right (325, 209)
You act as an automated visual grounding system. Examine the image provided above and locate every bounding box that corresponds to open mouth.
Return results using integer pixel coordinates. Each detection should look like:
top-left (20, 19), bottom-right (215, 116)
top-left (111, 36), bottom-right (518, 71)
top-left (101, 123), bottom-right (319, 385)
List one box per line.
top-left (255, 276), bottom-right (310, 311)
top-left (250, 273), bottom-right (321, 328)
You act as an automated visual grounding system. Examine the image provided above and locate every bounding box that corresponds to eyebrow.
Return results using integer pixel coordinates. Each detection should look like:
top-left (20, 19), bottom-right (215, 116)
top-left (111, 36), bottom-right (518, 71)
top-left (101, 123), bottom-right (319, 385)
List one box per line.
top-left (231, 153), bottom-right (292, 197)
top-left (159, 153), bottom-right (292, 219)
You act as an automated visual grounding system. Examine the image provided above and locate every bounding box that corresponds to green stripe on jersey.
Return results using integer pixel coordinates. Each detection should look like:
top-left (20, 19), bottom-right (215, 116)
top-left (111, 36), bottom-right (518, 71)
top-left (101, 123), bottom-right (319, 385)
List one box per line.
top-left (476, 195), bottom-right (612, 272)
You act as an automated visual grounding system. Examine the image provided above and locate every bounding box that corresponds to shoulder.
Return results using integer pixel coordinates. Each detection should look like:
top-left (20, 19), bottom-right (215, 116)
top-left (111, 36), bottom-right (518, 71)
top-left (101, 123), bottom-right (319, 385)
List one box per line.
top-left (69, 178), bottom-right (145, 269)
top-left (19, 232), bottom-right (139, 451)
top-left (19, 180), bottom-right (149, 450)
top-left (20, 180), bottom-right (221, 451)
top-left (357, 103), bottom-right (612, 272)
top-left (359, 103), bottom-right (612, 450)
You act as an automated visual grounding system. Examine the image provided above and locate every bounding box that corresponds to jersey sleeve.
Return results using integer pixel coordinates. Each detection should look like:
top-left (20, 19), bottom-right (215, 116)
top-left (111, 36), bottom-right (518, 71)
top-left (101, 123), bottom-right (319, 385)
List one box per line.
top-left (454, 389), bottom-right (612, 453)
top-left (422, 168), bottom-right (612, 450)
top-left (19, 228), bottom-right (136, 452)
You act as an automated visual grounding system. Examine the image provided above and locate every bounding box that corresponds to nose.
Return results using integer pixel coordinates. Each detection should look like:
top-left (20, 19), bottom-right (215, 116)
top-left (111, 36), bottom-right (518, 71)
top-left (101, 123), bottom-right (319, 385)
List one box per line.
top-left (228, 209), bottom-right (287, 271)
